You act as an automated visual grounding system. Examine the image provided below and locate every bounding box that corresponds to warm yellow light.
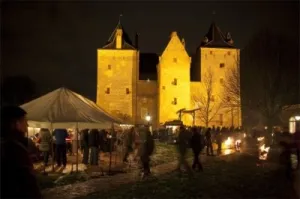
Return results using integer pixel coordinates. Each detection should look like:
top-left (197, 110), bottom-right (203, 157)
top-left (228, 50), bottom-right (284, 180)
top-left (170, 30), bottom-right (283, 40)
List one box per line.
top-left (145, 115), bottom-right (151, 122)
top-left (295, 116), bottom-right (300, 121)
top-left (224, 137), bottom-right (233, 147)
top-left (257, 137), bottom-right (264, 141)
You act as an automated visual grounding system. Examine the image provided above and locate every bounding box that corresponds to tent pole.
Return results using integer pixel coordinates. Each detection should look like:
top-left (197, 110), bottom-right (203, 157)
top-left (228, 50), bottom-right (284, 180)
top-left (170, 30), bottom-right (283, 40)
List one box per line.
top-left (51, 123), bottom-right (54, 172)
top-left (76, 122), bottom-right (79, 172)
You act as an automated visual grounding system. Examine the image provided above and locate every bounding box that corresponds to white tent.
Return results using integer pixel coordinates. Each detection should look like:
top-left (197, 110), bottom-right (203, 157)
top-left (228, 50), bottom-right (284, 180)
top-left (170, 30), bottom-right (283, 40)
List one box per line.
top-left (21, 87), bottom-right (123, 172)
top-left (21, 87), bottom-right (122, 129)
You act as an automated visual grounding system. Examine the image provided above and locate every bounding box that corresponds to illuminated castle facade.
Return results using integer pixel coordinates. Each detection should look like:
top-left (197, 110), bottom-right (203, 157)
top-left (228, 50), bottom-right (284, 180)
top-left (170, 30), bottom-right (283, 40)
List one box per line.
top-left (96, 20), bottom-right (241, 129)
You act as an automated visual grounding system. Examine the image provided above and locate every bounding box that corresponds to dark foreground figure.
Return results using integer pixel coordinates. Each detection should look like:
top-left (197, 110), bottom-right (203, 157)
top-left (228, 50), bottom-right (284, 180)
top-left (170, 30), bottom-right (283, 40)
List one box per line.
top-left (1, 106), bottom-right (41, 199)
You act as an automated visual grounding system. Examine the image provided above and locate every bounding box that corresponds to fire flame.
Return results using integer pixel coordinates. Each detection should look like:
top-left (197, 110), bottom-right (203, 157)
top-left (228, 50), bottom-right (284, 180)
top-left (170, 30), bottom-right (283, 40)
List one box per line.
top-left (257, 137), bottom-right (264, 142)
top-left (259, 144), bottom-right (270, 160)
top-left (224, 137), bottom-right (233, 147)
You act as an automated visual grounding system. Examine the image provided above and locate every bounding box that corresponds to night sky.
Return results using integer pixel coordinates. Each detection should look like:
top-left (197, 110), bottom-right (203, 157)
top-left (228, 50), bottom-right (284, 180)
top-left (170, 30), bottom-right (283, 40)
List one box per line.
top-left (2, 1), bottom-right (299, 100)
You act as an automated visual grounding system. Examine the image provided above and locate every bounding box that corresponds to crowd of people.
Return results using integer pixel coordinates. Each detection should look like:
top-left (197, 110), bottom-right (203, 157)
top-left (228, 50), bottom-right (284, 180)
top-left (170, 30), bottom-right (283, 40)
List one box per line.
top-left (1, 105), bottom-right (299, 199)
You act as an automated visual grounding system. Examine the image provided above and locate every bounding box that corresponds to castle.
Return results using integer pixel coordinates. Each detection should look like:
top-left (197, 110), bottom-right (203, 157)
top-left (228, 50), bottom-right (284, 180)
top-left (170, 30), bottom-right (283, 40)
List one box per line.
top-left (96, 20), bottom-right (241, 129)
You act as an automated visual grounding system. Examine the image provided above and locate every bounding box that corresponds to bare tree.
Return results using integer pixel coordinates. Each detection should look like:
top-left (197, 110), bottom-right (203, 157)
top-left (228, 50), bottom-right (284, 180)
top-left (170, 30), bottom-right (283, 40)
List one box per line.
top-left (193, 69), bottom-right (223, 127)
top-left (222, 57), bottom-right (241, 109)
top-left (241, 29), bottom-right (298, 133)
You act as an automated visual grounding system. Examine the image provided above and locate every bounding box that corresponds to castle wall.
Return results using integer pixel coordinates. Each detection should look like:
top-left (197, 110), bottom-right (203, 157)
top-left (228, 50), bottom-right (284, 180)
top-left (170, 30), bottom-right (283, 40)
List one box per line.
top-left (190, 47), bottom-right (241, 127)
top-left (96, 49), bottom-right (139, 124)
top-left (158, 32), bottom-right (191, 126)
top-left (137, 80), bottom-right (158, 129)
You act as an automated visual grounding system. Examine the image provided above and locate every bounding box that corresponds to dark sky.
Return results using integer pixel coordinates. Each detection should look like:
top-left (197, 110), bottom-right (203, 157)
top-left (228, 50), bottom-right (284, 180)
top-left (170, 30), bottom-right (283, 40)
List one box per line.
top-left (1, 1), bottom-right (299, 100)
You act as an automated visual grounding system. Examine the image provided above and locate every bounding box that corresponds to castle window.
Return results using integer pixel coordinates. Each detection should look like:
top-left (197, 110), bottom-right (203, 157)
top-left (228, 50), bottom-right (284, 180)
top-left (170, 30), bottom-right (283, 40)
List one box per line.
top-left (108, 65), bottom-right (111, 70)
top-left (210, 51), bottom-right (213, 55)
top-left (173, 58), bottom-right (177, 63)
top-left (162, 86), bottom-right (165, 90)
top-left (105, 88), bottom-right (110, 94)
top-left (172, 98), bottom-right (177, 105)
top-left (126, 88), bottom-right (130, 94)
top-left (220, 78), bottom-right (224, 84)
top-left (227, 51), bottom-right (231, 56)
top-left (172, 78), bottom-right (177, 85)
top-left (219, 114), bottom-right (223, 125)
top-left (205, 54), bottom-right (208, 60)
top-left (220, 63), bottom-right (225, 68)
top-left (211, 95), bottom-right (215, 102)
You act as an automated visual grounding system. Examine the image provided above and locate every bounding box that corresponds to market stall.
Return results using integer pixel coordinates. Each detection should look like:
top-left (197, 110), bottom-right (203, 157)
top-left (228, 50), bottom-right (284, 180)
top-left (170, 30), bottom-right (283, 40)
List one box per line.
top-left (21, 87), bottom-right (122, 172)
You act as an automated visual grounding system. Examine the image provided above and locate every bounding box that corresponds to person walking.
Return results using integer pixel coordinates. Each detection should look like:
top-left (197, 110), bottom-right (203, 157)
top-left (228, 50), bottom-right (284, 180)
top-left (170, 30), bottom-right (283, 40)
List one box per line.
top-left (190, 127), bottom-right (204, 171)
top-left (123, 127), bottom-right (135, 163)
top-left (176, 125), bottom-right (192, 175)
top-left (1, 106), bottom-right (41, 198)
top-left (138, 126), bottom-right (155, 178)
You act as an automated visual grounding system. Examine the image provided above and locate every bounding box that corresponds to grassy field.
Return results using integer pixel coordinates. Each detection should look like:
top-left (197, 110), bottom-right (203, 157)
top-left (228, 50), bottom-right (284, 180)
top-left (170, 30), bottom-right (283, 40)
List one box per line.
top-left (37, 141), bottom-right (185, 190)
top-left (79, 154), bottom-right (297, 199)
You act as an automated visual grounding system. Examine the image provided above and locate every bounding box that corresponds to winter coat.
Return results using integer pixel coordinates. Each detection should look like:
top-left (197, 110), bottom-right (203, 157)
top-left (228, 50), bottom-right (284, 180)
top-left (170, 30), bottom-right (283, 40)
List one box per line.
top-left (177, 128), bottom-right (190, 154)
top-left (191, 132), bottom-right (203, 153)
top-left (80, 129), bottom-right (89, 148)
top-left (39, 129), bottom-right (52, 152)
top-left (1, 133), bottom-right (41, 199)
top-left (88, 129), bottom-right (100, 147)
top-left (53, 129), bottom-right (68, 145)
top-left (137, 128), bottom-right (154, 157)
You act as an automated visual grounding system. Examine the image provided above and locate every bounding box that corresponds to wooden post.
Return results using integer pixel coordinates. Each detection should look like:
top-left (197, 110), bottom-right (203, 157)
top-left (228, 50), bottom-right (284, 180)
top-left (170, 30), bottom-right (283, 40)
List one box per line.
top-left (76, 123), bottom-right (79, 172)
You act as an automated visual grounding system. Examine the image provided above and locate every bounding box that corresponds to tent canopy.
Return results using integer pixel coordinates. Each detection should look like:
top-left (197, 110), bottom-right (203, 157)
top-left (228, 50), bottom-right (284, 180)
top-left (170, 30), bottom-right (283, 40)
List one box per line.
top-left (21, 87), bottom-right (122, 129)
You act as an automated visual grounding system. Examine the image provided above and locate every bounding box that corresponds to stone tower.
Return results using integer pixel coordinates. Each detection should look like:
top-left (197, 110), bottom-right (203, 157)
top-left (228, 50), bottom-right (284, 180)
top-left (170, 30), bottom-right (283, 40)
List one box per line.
top-left (96, 20), bottom-right (139, 124)
top-left (157, 31), bottom-right (191, 125)
top-left (191, 22), bottom-right (241, 127)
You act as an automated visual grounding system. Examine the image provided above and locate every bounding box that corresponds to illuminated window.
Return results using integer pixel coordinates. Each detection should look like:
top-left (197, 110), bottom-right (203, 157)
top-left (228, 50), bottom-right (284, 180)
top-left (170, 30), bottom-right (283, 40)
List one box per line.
top-left (105, 88), bottom-right (110, 94)
top-left (173, 98), bottom-right (177, 105)
top-left (173, 58), bottom-right (177, 63)
top-left (126, 88), bottom-right (130, 94)
top-left (173, 78), bottom-right (177, 85)
top-left (108, 65), bottom-right (111, 70)
top-left (220, 63), bottom-right (225, 68)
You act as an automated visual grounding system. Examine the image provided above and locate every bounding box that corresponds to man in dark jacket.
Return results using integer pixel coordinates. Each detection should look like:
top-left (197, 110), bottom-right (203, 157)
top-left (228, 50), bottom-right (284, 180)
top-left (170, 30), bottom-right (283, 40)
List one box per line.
top-left (80, 129), bottom-right (89, 165)
top-left (138, 126), bottom-right (155, 178)
top-left (53, 128), bottom-right (68, 167)
top-left (176, 125), bottom-right (192, 174)
top-left (123, 127), bottom-right (135, 163)
top-left (190, 127), bottom-right (204, 171)
top-left (205, 128), bottom-right (214, 156)
top-left (89, 129), bottom-right (100, 165)
top-left (1, 106), bottom-right (41, 199)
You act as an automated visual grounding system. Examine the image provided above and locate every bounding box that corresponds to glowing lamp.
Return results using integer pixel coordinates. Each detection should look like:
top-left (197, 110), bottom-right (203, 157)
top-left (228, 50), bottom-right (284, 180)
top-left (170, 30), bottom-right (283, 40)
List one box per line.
top-left (295, 116), bottom-right (300, 121)
top-left (145, 115), bottom-right (151, 122)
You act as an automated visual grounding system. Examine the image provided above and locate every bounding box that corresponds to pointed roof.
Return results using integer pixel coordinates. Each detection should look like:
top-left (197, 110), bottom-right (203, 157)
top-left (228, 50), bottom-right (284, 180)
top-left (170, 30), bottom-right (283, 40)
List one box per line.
top-left (199, 22), bottom-right (235, 48)
top-left (102, 20), bottom-right (136, 50)
top-left (21, 87), bottom-right (122, 129)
